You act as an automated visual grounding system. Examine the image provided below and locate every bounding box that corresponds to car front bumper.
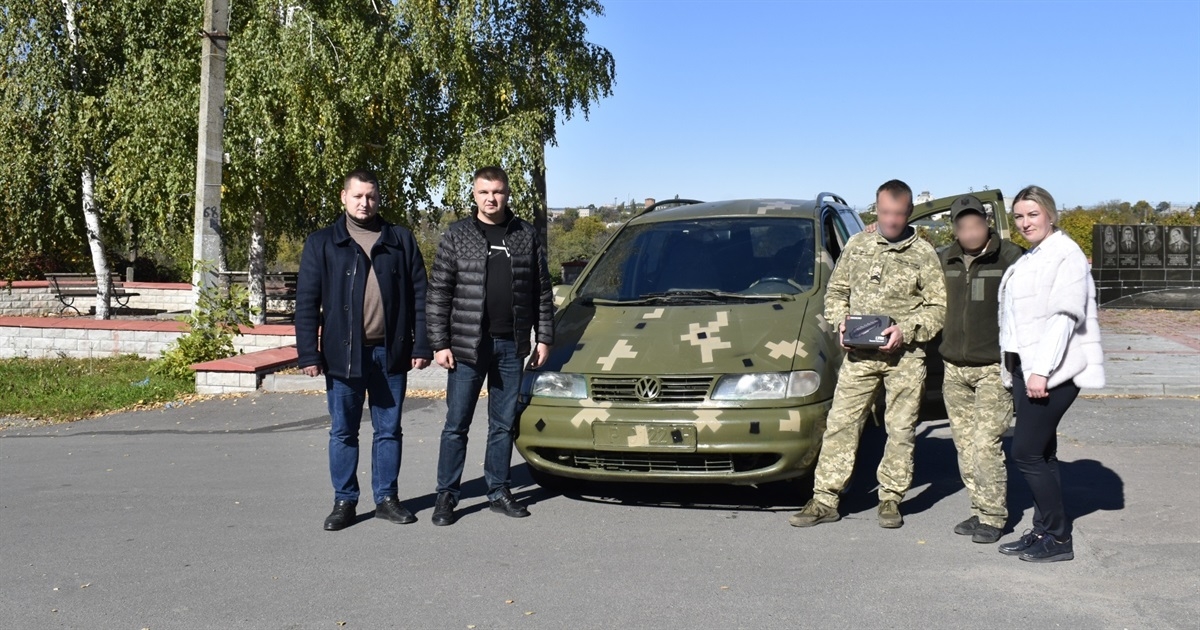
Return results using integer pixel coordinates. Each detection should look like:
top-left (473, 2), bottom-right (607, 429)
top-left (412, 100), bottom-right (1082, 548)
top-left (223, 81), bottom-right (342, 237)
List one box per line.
top-left (515, 399), bottom-right (832, 485)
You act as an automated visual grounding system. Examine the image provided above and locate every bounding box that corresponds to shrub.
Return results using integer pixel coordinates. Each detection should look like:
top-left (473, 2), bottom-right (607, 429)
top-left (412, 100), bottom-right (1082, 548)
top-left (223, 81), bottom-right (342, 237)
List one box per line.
top-left (154, 281), bottom-right (257, 380)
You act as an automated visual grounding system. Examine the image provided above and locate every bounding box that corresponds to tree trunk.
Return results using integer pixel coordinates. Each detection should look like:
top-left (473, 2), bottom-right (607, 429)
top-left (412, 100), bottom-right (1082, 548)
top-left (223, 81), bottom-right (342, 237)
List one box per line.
top-left (248, 206), bottom-right (267, 325)
top-left (62, 0), bottom-right (111, 319)
top-left (81, 166), bottom-right (113, 319)
top-left (531, 143), bottom-right (549, 250)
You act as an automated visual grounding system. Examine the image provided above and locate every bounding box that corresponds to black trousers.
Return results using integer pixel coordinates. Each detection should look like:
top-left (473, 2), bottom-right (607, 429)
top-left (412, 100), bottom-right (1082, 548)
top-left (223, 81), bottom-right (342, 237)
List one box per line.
top-left (1011, 363), bottom-right (1080, 539)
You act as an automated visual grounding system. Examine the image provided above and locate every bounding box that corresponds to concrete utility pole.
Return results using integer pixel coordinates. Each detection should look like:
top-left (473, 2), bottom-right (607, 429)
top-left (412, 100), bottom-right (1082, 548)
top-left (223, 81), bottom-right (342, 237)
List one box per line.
top-left (192, 0), bottom-right (229, 304)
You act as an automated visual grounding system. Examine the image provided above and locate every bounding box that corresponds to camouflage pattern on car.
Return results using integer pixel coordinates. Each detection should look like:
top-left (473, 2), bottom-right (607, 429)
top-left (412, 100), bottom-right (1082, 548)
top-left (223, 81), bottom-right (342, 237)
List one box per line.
top-left (516, 198), bottom-right (864, 484)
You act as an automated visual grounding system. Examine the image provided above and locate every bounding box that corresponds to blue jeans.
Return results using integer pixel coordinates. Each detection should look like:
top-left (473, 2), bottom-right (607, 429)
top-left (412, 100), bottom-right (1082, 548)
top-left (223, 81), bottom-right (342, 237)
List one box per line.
top-left (326, 345), bottom-right (408, 503)
top-left (436, 337), bottom-right (524, 502)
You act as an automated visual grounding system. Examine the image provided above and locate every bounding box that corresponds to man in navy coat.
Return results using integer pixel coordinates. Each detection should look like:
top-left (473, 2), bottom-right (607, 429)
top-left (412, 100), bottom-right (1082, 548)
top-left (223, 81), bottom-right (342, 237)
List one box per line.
top-left (296, 169), bottom-right (432, 531)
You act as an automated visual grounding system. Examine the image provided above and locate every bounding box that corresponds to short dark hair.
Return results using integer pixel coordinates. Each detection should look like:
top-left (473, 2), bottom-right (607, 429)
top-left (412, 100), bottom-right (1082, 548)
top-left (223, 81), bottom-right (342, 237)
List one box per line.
top-left (876, 179), bottom-right (914, 210)
top-left (343, 168), bottom-right (378, 190)
top-left (473, 166), bottom-right (509, 189)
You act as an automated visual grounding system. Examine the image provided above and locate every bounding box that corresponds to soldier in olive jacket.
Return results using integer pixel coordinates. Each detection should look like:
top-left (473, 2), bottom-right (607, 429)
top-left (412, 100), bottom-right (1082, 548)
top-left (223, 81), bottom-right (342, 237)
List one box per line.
top-left (939, 195), bottom-right (1024, 544)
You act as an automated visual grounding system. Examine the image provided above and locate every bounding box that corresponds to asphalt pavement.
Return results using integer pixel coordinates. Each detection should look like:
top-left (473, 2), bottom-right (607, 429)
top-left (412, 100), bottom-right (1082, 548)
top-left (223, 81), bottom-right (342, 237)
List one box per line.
top-left (2, 387), bottom-right (1197, 629)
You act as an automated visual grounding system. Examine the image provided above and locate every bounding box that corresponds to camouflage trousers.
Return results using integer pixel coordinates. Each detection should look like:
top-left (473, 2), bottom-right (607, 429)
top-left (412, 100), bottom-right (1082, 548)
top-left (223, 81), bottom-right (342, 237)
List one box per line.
top-left (944, 361), bottom-right (1012, 528)
top-left (812, 351), bottom-right (926, 509)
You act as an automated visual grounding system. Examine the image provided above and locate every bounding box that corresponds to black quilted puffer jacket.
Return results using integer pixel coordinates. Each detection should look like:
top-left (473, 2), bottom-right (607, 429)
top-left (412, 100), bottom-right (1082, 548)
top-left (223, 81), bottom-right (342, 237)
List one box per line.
top-left (426, 211), bottom-right (554, 364)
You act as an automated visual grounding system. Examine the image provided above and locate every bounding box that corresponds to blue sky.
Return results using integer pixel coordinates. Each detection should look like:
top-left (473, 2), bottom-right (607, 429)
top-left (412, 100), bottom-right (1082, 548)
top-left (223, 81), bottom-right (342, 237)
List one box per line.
top-left (543, 0), bottom-right (1200, 210)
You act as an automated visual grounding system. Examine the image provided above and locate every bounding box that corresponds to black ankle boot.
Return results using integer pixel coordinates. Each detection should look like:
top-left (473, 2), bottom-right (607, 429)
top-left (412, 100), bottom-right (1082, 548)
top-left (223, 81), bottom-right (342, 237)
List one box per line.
top-left (324, 500), bottom-right (357, 531)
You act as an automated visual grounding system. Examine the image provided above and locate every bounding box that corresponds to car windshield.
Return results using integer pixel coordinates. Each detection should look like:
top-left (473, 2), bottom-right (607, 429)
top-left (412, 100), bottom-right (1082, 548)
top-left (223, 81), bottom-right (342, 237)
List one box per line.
top-left (576, 217), bottom-right (817, 303)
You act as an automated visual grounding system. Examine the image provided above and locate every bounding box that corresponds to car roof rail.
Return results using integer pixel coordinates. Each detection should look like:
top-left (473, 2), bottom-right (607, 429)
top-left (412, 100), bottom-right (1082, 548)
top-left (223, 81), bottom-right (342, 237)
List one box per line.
top-left (640, 198), bottom-right (704, 215)
top-left (816, 192), bottom-right (848, 208)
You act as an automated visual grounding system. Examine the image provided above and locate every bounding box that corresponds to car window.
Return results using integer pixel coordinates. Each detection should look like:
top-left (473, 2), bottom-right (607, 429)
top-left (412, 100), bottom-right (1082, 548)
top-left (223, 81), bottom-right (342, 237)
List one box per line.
top-left (822, 210), bottom-right (849, 261)
top-left (576, 217), bottom-right (817, 300)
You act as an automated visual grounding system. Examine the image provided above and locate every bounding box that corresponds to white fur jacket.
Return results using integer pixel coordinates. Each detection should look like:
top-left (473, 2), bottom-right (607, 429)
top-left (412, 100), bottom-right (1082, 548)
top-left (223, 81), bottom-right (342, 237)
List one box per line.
top-left (998, 230), bottom-right (1106, 390)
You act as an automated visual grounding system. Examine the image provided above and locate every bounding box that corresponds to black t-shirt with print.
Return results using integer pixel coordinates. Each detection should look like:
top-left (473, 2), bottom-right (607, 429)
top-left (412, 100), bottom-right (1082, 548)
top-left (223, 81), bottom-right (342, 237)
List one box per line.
top-left (478, 216), bottom-right (514, 337)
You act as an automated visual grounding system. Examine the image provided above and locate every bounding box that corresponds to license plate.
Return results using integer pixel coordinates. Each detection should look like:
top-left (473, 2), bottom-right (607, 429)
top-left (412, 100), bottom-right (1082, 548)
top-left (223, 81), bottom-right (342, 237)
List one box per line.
top-left (592, 422), bottom-right (697, 452)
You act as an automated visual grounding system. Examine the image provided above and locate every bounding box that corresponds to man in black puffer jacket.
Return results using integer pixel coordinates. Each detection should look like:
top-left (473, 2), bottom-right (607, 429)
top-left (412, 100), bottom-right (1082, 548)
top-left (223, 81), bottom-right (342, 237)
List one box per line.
top-left (427, 166), bottom-right (554, 525)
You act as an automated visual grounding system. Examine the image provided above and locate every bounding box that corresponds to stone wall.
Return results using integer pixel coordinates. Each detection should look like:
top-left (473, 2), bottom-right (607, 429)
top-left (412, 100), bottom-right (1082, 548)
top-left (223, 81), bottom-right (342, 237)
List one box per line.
top-left (0, 283), bottom-right (63, 316)
top-left (0, 318), bottom-right (295, 360)
top-left (0, 281), bottom-right (197, 316)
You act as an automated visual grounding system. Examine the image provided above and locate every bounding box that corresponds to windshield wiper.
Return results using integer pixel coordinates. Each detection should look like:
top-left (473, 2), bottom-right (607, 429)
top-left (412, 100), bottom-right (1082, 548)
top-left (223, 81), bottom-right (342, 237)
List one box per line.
top-left (580, 289), bottom-right (795, 306)
top-left (638, 289), bottom-right (795, 302)
top-left (582, 296), bottom-right (657, 306)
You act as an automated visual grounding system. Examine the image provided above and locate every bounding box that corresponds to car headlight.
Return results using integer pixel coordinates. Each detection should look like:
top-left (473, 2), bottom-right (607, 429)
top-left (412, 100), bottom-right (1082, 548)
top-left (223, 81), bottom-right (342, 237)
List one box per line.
top-left (528, 372), bottom-right (588, 399)
top-left (711, 371), bottom-right (821, 400)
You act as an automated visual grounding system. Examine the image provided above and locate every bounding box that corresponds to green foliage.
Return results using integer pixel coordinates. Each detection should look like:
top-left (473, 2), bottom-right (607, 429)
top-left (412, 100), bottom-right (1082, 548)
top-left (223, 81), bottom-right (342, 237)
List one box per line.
top-left (0, 0), bottom-right (201, 280)
top-left (2, 0), bottom-right (616, 282)
top-left (154, 281), bottom-right (257, 380)
top-left (399, 0), bottom-right (616, 220)
top-left (547, 215), bottom-right (614, 283)
top-left (0, 355), bottom-right (193, 423)
top-left (559, 208), bottom-right (580, 231)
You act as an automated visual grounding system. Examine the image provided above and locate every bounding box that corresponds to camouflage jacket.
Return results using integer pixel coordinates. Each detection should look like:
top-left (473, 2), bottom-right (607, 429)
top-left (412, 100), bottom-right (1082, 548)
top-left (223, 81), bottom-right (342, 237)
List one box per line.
top-left (824, 228), bottom-right (947, 356)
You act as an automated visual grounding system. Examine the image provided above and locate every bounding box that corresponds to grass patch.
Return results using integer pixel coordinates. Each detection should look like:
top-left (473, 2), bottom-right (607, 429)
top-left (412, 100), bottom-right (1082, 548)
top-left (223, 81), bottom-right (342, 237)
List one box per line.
top-left (0, 355), bottom-right (195, 423)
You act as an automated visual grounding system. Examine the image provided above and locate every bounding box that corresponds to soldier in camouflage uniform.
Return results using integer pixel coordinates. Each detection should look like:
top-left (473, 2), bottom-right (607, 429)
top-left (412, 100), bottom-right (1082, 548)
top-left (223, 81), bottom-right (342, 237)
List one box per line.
top-left (790, 180), bottom-right (946, 529)
top-left (940, 195), bottom-right (1024, 543)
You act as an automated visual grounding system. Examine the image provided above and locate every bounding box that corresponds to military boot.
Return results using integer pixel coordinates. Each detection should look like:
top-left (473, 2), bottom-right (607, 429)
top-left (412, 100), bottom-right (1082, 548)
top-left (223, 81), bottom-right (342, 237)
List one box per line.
top-left (788, 500), bottom-right (840, 528)
top-left (877, 500), bottom-right (903, 528)
top-left (972, 522), bottom-right (1003, 544)
top-left (954, 515), bottom-right (980, 535)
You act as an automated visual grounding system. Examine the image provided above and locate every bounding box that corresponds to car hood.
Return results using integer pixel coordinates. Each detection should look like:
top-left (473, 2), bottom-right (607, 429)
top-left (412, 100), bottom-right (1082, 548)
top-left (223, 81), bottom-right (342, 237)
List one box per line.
top-left (544, 296), bottom-right (835, 376)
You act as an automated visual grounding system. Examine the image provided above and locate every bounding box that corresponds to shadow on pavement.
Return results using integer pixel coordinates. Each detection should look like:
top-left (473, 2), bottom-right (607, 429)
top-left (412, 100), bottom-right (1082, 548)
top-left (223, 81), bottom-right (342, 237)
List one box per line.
top-left (509, 462), bottom-right (810, 513)
top-left (511, 417), bottom-right (1126, 527)
top-left (839, 419), bottom-right (1126, 531)
top-left (839, 419), bottom-right (963, 518)
top-left (401, 463), bottom-right (560, 521)
top-left (1004, 456), bottom-right (1125, 532)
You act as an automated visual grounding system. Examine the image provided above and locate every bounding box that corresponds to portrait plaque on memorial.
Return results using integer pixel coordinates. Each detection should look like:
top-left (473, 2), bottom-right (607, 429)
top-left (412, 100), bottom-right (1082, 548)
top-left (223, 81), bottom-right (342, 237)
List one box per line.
top-left (1117, 225), bottom-right (1139, 268)
top-left (1164, 226), bottom-right (1191, 269)
top-left (1139, 225), bottom-right (1164, 268)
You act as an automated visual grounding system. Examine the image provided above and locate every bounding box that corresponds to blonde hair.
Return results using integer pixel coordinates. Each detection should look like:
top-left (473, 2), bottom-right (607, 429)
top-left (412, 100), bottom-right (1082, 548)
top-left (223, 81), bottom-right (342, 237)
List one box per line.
top-left (1013, 185), bottom-right (1058, 224)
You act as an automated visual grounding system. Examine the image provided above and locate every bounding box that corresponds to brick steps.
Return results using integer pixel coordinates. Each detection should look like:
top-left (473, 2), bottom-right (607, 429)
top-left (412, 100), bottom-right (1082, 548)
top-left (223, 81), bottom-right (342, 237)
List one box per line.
top-left (191, 346), bottom-right (300, 395)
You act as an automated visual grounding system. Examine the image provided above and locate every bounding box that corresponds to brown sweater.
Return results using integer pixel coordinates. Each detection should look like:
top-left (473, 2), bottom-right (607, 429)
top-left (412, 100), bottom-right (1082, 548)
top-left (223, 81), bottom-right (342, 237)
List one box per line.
top-left (345, 216), bottom-right (385, 345)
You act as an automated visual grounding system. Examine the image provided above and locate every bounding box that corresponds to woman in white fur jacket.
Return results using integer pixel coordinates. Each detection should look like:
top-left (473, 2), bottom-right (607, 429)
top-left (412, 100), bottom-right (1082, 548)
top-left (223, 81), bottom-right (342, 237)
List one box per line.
top-left (995, 185), bottom-right (1105, 564)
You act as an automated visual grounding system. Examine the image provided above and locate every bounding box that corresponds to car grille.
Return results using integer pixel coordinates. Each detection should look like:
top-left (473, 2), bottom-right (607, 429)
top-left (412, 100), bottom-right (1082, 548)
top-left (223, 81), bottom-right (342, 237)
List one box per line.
top-left (540, 450), bottom-right (782, 475)
top-left (573, 452), bottom-right (736, 473)
top-left (590, 375), bottom-right (714, 403)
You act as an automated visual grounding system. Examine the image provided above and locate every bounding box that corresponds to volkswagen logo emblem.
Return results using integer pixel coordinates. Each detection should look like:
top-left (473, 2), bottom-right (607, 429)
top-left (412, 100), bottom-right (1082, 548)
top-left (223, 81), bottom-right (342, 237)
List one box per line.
top-left (634, 376), bottom-right (661, 401)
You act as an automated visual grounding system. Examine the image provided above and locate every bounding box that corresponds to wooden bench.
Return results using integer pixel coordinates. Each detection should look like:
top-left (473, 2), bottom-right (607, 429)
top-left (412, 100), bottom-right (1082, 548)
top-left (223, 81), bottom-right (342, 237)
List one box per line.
top-left (217, 271), bottom-right (298, 315)
top-left (44, 273), bottom-right (140, 315)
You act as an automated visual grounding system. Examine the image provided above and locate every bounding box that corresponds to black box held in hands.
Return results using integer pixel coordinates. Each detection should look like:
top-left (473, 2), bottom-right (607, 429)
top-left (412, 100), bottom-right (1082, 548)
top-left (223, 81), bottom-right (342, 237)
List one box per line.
top-left (843, 314), bottom-right (893, 348)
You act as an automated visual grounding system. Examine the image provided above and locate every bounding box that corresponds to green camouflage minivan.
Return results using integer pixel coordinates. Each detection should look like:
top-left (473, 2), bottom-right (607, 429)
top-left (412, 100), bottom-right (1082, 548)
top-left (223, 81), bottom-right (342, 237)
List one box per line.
top-left (517, 196), bottom-right (866, 486)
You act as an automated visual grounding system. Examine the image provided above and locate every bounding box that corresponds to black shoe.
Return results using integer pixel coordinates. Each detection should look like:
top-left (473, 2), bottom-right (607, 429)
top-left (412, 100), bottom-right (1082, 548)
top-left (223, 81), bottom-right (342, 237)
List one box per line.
top-left (1020, 534), bottom-right (1074, 563)
top-left (488, 488), bottom-right (530, 518)
top-left (375, 496), bottom-right (417, 525)
top-left (954, 515), bottom-right (980, 536)
top-left (431, 492), bottom-right (457, 527)
top-left (323, 500), bottom-right (357, 531)
top-left (998, 529), bottom-right (1043, 556)
top-left (972, 523), bottom-right (1003, 544)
